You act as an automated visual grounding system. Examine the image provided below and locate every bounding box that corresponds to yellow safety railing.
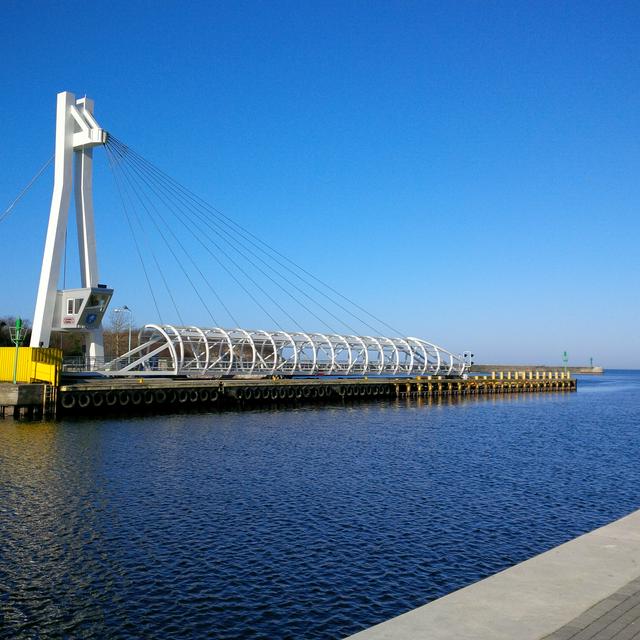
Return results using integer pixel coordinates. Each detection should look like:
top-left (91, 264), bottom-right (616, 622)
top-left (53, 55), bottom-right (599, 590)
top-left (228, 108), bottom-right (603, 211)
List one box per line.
top-left (0, 347), bottom-right (62, 385)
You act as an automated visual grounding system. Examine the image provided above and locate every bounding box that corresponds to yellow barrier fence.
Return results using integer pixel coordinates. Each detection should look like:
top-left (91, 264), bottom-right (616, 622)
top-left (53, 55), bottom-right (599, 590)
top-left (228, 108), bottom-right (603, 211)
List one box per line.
top-left (0, 347), bottom-right (63, 385)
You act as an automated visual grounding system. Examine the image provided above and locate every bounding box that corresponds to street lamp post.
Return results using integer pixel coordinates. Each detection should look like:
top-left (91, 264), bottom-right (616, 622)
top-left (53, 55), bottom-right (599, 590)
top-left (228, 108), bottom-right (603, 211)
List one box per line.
top-left (123, 305), bottom-right (132, 354)
top-left (462, 350), bottom-right (475, 375)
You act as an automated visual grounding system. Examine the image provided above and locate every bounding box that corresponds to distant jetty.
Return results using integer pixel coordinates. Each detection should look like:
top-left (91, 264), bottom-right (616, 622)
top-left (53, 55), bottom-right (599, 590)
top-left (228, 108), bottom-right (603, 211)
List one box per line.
top-left (471, 364), bottom-right (603, 375)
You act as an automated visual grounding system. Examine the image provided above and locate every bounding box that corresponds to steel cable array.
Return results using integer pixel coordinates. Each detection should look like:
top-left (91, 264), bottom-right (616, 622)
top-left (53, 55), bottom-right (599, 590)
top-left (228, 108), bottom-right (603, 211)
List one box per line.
top-left (103, 136), bottom-right (467, 377)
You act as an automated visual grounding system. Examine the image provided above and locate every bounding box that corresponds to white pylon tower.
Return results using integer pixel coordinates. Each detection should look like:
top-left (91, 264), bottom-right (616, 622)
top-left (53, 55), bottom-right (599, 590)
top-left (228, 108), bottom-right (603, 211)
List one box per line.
top-left (30, 91), bottom-right (112, 364)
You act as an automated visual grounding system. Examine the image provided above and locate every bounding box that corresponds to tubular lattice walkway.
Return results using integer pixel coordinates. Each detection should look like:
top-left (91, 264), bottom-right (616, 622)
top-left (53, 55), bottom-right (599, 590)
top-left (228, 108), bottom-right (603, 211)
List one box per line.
top-left (100, 324), bottom-right (467, 377)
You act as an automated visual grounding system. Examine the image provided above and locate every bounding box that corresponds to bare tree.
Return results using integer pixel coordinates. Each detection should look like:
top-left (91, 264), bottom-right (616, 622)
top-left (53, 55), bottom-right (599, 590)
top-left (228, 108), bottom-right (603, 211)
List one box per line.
top-left (108, 308), bottom-right (128, 357)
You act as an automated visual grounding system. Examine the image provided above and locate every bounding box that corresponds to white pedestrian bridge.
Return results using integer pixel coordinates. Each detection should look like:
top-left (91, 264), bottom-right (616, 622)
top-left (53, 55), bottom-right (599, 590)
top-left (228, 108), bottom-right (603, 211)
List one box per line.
top-left (98, 324), bottom-right (468, 378)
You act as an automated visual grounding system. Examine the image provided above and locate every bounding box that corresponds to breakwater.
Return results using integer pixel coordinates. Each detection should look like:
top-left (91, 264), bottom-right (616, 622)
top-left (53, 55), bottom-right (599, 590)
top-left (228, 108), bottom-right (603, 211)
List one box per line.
top-left (471, 364), bottom-right (603, 375)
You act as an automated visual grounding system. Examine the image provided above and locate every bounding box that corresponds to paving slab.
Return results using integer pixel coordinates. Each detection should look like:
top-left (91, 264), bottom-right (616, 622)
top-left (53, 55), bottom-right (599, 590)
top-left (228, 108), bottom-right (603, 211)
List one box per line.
top-left (346, 509), bottom-right (640, 640)
top-left (543, 578), bottom-right (640, 640)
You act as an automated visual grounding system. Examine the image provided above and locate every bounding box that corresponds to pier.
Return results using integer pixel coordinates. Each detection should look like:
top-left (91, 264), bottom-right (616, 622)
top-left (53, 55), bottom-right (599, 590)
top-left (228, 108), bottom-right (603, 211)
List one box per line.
top-left (54, 371), bottom-right (575, 415)
top-left (0, 368), bottom-right (576, 418)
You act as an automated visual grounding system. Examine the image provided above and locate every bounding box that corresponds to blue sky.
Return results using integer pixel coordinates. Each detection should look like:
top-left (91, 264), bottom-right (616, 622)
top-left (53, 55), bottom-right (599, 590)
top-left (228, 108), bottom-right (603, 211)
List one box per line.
top-left (0, 1), bottom-right (638, 367)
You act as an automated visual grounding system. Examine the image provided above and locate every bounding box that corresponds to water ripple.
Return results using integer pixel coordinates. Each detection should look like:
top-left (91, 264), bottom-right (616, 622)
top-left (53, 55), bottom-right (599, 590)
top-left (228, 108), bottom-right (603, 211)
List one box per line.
top-left (1, 371), bottom-right (640, 639)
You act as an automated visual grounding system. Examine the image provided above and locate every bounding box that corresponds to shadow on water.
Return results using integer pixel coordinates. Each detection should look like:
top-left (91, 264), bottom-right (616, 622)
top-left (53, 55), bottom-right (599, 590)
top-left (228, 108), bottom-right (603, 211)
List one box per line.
top-left (1, 370), bottom-right (639, 639)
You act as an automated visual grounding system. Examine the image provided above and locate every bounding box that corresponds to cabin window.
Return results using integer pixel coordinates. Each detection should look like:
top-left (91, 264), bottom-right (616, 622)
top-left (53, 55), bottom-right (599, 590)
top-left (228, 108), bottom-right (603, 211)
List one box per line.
top-left (67, 298), bottom-right (83, 314)
top-left (87, 293), bottom-right (108, 309)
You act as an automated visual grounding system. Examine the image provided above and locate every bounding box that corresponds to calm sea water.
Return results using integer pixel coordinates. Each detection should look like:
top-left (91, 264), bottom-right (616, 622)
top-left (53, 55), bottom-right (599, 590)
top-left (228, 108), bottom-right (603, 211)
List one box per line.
top-left (1, 371), bottom-right (639, 639)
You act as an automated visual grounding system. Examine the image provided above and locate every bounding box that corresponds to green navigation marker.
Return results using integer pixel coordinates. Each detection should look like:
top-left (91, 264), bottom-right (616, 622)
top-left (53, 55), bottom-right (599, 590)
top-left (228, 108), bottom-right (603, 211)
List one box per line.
top-left (11, 318), bottom-right (25, 384)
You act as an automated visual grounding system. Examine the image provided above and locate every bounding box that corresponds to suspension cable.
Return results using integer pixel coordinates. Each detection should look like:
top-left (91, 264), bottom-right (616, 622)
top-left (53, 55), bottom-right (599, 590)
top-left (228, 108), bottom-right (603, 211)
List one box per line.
top-left (0, 156), bottom-right (53, 224)
top-left (108, 138), bottom-right (283, 329)
top-left (108, 137), bottom-right (383, 333)
top-left (107, 136), bottom-right (404, 336)
top-left (107, 142), bottom-right (220, 327)
top-left (107, 136), bottom-right (394, 335)
top-left (109, 139), bottom-right (351, 334)
top-left (107, 145), bottom-right (185, 325)
top-left (105, 145), bottom-right (164, 323)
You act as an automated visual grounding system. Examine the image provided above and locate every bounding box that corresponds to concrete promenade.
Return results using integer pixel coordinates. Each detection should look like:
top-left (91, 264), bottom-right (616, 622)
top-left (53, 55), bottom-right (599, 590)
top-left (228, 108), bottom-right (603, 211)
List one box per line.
top-left (346, 509), bottom-right (640, 640)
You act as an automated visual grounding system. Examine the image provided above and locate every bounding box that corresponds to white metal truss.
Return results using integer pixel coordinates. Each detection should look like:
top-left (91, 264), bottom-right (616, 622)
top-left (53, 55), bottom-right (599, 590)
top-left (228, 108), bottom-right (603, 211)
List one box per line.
top-left (100, 324), bottom-right (468, 378)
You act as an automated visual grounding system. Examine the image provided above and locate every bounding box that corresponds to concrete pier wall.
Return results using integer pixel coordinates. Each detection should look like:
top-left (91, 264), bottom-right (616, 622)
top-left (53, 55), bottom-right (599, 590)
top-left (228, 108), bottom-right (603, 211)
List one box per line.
top-left (53, 373), bottom-right (576, 415)
top-left (1, 372), bottom-right (577, 419)
top-left (0, 382), bottom-right (54, 419)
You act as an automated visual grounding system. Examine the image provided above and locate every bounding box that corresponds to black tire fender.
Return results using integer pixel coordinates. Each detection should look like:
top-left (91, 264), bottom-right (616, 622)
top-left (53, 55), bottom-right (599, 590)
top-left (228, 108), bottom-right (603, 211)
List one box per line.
top-left (91, 392), bottom-right (104, 408)
top-left (61, 393), bottom-right (76, 409)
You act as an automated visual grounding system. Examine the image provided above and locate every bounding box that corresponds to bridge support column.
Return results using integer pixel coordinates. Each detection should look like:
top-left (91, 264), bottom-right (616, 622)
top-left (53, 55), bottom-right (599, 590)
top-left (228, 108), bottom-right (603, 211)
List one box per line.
top-left (30, 92), bottom-right (109, 362)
